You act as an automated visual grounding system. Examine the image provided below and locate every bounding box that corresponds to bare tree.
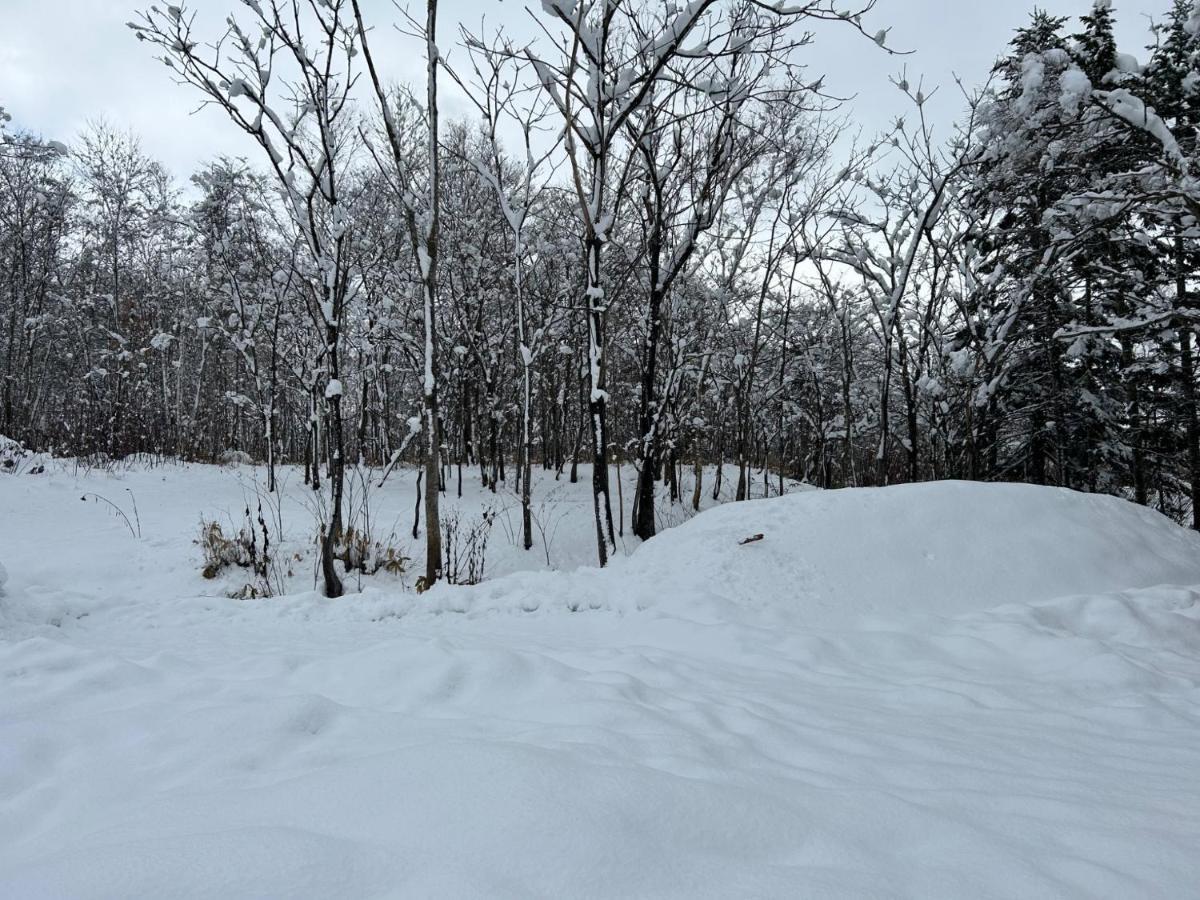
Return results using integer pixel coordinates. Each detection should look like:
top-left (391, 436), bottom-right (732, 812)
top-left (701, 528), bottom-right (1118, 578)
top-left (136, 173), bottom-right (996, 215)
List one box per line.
top-left (134, 0), bottom-right (361, 596)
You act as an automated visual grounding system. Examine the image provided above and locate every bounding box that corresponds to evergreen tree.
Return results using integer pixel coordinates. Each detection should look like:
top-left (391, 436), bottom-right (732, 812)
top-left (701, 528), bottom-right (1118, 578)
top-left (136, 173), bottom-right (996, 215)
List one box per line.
top-left (970, 11), bottom-right (1083, 485)
top-left (1073, 0), bottom-right (1119, 85)
top-left (1144, 0), bottom-right (1200, 524)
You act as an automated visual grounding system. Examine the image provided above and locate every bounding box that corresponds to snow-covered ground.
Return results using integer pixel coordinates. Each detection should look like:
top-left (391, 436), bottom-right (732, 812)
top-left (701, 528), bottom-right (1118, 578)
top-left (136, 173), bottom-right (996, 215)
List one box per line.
top-left (4, 463), bottom-right (1200, 898)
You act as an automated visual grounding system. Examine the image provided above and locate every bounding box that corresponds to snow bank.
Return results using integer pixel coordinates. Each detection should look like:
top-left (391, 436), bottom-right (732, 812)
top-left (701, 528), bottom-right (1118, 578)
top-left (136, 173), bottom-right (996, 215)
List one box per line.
top-left (625, 480), bottom-right (1200, 626)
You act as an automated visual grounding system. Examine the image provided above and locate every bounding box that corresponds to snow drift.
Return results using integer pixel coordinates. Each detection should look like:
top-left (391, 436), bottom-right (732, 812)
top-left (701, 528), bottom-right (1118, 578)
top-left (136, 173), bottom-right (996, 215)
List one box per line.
top-left (624, 480), bottom-right (1200, 626)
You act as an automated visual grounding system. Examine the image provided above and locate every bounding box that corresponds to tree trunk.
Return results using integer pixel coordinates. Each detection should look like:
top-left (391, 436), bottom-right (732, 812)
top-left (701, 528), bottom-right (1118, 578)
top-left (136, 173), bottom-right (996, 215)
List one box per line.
top-left (633, 280), bottom-right (666, 541)
top-left (421, 0), bottom-right (443, 587)
top-left (584, 234), bottom-right (616, 566)
top-left (1178, 235), bottom-right (1200, 530)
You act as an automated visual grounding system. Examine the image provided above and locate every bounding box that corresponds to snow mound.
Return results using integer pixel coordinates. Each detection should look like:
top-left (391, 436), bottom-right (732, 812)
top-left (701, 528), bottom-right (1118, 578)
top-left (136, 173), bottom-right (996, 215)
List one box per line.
top-left (627, 481), bottom-right (1200, 627)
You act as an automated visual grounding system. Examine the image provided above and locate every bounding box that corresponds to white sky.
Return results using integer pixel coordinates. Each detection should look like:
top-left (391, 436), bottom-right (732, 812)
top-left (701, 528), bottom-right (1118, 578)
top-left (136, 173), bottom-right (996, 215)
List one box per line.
top-left (0, 0), bottom-right (1167, 177)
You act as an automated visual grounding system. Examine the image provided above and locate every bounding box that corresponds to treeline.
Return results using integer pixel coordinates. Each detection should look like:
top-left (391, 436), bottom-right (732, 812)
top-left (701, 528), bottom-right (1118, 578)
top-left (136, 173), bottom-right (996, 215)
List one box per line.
top-left (2, 0), bottom-right (1199, 594)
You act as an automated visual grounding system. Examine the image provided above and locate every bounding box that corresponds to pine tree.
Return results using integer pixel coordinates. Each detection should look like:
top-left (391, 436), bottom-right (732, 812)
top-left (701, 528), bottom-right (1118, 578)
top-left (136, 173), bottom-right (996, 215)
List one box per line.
top-left (1064, 2), bottom-right (1154, 492)
top-left (1145, 0), bottom-right (1200, 525)
top-left (1073, 0), bottom-right (1119, 85)
top-left (970, 11), bottom-right (1082, 485)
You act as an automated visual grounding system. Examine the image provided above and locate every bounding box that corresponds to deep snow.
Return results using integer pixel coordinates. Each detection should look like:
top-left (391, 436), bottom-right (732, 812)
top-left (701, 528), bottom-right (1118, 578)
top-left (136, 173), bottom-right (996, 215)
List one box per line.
top-left (3, 463), bottom-right (1200, 898)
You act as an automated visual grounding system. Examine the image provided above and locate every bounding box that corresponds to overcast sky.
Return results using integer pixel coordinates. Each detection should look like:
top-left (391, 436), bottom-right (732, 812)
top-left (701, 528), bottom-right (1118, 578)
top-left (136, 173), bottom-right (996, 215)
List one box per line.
top-left (0, 0), bottom-right (1168, 178)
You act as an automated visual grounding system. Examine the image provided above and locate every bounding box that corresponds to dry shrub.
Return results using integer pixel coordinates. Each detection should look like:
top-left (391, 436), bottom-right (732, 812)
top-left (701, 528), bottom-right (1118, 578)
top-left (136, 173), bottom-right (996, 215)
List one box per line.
top-left (197, 503), bottom-right (281, 597)
top-left (336, 527), bottom-right (409, 577)
top-left (442, 506), bottom-right (497, 586)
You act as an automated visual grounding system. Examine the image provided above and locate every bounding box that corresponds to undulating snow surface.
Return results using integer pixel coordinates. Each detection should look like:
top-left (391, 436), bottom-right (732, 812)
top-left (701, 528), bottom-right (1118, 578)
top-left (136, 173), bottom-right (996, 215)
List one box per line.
top-left (4, 464), bottom-right (1200, 898)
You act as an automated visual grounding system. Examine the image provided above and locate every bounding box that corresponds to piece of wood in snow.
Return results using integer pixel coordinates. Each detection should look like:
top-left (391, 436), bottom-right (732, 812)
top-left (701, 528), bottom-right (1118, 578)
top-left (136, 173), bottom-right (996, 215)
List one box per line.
top-left (739, 534), bottom-right (765, 545)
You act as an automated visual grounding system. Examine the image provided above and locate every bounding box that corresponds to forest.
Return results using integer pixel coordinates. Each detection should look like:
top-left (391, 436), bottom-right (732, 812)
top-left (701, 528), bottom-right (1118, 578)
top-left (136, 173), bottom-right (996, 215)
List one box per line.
top-left (3, 0), bottom-right (1200, 596)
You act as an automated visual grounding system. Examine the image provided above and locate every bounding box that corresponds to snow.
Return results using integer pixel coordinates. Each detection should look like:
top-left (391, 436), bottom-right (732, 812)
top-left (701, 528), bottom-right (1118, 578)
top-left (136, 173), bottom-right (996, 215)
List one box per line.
top-left (1059, 66), bottom-right (1091, 115)
top-left (1094, 88), bottom-right (1184, 166)
top-left (1017, 53), bottom-right (1046, 116)
top-left (620, 480), bottom-right (1200, 625)
top-left (4, 466), bottom-right (1200, 897)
